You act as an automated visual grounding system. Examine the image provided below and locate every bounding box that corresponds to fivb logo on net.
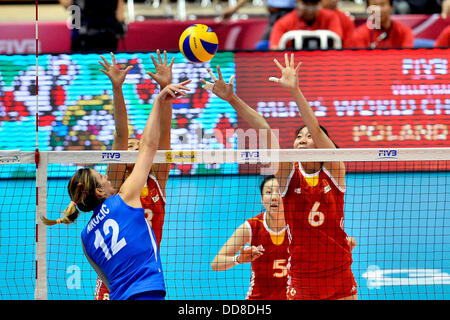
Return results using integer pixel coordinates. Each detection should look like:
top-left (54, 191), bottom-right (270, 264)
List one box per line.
top-left (220, 128), bottom-right (280, 175)
top-left (174, 127), bottom-right (280, 174)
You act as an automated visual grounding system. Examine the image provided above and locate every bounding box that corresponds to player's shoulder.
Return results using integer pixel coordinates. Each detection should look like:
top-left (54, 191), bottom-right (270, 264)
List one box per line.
top-left (248, 212), bottom-right (265, 224)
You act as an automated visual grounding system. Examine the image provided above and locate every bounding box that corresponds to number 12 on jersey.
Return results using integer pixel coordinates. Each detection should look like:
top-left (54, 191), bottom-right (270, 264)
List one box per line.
top-left (94, 219), bottom-right (127, 260)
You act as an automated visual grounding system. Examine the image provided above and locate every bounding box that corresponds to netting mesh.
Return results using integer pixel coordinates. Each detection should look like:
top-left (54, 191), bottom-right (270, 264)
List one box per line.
top-left (0, 163), bottom-right (36, 299)
top-left (1, 150), bottom-right (448, 300)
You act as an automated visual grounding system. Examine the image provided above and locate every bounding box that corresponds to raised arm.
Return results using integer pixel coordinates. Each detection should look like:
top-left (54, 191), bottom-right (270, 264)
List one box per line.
top-left (146, 50), bottom-right (175, 196)
top-left (98, 52), bottom-right (133, 190)
top-left (119, 81), bottom-right (191, 208)
top-left (270, 53), bottom-right (345, 187)
top-left (211, 223), bottom-right (264, 271)
top-left (200, 65), bottom-right (293, 192)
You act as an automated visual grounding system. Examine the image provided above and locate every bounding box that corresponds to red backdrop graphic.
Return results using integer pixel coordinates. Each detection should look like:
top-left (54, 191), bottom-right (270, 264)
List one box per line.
top-left (234, 49), bottom-right (450, 150)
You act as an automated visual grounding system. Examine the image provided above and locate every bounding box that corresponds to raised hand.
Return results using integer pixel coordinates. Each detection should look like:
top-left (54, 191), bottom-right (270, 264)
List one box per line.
top-left (157, 80), bottom-right (192, 102)
top-left (99, 52), bottom-right (133, 88)
top-left (269, 53), bottom-right (302, 93)
top-left (147, 49), bottom-right (175, 89)
top-left (200, 65), bottom-right (235, 102)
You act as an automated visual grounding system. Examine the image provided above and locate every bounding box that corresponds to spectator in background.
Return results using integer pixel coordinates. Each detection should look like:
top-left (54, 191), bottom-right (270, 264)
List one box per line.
top-left (269, 0), bottom-right (343, 50)
top-left (59, 0), bottom-right (126, 53)
top-left (393, 0), bottom-right (448, 15)
top-left (220, 0), bottom-right (296, 49)
top-left (350, 0), bottom-right (414, 48)
top-left (321, 0), bottom-right (355, 47)
top-left (435, 25), bottom-right (450, 47)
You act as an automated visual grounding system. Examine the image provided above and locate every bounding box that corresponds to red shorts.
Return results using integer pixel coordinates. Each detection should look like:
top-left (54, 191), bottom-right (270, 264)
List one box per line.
top-left (94, 277), bottom-right (110, 300)
top-left (286, 268), bottom-right (357, 300)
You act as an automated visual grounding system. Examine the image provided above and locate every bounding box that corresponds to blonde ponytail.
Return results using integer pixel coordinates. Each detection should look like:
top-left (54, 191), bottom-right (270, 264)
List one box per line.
top-left (41, 201), bottom-right (80, 226)
top-left (41, 168), bottom-right (103, 227)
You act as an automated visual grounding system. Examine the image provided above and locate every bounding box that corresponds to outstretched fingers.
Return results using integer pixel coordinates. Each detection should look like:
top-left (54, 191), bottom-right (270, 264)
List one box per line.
top-left (216, 65), bottom-right (224, 81)
top-left (124, 65), bottom-right (133, 74)
top-left (268, 76), bottom-right (280, 83)
top-left (207, 68), bottom-right (218, 81)
top-left (273, 58), bottom-right (283, 72)
top-left (99, 55), bottom-right (110, 69)
top-left (200, 78), bottom-right (214, 91)
top-left (110, 52), bottom-right (117, 66)
top-left (157, 49), bottom-right (163, 65)
top-left (295, 61), bottom-right (302, 73)
top-left (150, 54), bottom-right (158, 68)
top-left (166, 80), bottom-right (192, 97)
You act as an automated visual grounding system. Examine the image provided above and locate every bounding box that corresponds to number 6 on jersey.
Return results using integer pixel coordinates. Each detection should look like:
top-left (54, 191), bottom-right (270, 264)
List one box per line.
top-left (308, 201), bottom-right (325, 227)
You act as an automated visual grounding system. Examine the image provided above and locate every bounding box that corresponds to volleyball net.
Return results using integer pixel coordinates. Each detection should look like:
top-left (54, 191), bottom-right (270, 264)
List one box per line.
top-left (0, 148), bottom-right (449, 300)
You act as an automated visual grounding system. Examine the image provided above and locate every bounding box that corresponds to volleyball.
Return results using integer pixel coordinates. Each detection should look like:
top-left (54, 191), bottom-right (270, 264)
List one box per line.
top-left (179, 24), bottom-right (218, 63)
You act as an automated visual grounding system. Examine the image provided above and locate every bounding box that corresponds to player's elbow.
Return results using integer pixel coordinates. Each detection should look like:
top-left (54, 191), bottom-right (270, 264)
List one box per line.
top-left (140, 139), bottom-right (159, 153)
top-left (210, 257), bottom-right (223, 271)
top-left (211, 256), bottom-right (219, 271)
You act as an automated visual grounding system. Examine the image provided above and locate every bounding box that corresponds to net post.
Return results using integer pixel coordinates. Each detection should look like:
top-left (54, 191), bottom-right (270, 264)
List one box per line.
top-left (34, 151), bottom-right (48, 300)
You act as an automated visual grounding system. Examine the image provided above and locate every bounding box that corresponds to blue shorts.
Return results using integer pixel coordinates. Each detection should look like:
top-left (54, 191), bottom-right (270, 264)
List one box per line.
top-left (128, 290), bottom-right (166, 300)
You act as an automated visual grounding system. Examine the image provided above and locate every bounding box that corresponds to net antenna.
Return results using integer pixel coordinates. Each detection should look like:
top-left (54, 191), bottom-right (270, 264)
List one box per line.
top-left (34, 0), bottom-right (49, 300)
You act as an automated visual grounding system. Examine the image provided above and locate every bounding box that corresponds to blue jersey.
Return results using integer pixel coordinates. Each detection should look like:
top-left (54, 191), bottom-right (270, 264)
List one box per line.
top-left (81, 194), bottom-right (165, 300)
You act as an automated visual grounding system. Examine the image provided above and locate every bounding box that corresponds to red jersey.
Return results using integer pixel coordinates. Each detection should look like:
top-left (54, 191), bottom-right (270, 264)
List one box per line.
top-left (269, 9), bottom-right (343, 49)
top-left (139, 174), bottom-right (166, 246)
top-left (435, 25), bottom-right (450, 47)
top-left (350, 19), bottom-right (414, 49)
top-left (282, 163), bottom-right (353, 278)
top-left (94, 173), bottom-right (166, 300)
top-left (245, 212), bottom-right (288, 300)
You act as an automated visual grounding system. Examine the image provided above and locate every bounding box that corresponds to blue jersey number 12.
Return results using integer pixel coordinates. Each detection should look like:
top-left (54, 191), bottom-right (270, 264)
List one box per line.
top-left (94, 219), bottom-right (127, 260)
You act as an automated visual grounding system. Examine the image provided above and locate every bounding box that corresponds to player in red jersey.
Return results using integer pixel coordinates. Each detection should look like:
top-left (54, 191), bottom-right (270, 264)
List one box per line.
top-left (94, 50), bottom-right (174, 300)
top-left (204, 64), bottom-right (357, 300)
top-left (211, 175), bottom-right (288, 300)
top-left (270, 53), bottom-right (356, 300)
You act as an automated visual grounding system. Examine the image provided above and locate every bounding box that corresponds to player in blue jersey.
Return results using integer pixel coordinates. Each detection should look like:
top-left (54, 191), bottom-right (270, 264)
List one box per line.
top-left (41, 80), bottom-right (191, 300)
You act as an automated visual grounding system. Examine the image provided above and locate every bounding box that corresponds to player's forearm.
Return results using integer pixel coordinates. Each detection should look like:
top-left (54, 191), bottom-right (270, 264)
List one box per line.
top-left (228, 94), bottom-right (270, 131)
top-left (112, 86), bottom-right (129, 148)
top-left (140, 98), bottom-right (163, 153)
top-left (211, 254), bottom-right (240, 271)
top-left (228, 94), bottom-right (280, 149)
top-left (158, 100), bottom-right (172, 150)
top-left (290, 87), bottom-right (321, 136)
